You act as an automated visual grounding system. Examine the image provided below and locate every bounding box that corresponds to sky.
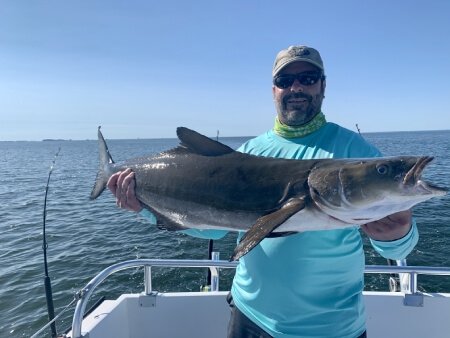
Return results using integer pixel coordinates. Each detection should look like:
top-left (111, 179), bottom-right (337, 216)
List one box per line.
top-left (1, 0), bottom-right (449, 141)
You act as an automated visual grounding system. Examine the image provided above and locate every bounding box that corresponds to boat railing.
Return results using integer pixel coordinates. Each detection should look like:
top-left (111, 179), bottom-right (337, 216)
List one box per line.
top-left (70, 259), bottom-right (450, 338)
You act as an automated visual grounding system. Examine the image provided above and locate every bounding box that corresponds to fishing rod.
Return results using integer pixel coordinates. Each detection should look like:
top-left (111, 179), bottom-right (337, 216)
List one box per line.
top-left (42, 147), bottom-right (61, 338)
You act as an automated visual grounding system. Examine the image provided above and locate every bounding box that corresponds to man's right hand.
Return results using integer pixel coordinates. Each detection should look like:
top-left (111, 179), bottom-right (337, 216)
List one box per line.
top-left (107, 168), bottom-right (143, 212)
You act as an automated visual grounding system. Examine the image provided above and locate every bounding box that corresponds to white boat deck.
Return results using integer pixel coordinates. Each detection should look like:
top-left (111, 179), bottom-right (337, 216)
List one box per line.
top-left (71, 290), bottom-right (450, 338)
top-left (62, 259), bottom-right (450, 338)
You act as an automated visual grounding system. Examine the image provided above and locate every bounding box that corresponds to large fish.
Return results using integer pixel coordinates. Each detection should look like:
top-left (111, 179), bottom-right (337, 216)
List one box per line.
top-left (91, 127), bottom-right (447, 260)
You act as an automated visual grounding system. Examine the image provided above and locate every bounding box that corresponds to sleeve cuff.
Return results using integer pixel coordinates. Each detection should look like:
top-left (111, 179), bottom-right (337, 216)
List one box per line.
top-left (181, 228), bottom-right (228, 240)
top-left (370, 219), bottom-right (419, 260)
top-left (138, 208), bottom-right (158, 224)
top-left (138, 209), bottom-right (227, 240)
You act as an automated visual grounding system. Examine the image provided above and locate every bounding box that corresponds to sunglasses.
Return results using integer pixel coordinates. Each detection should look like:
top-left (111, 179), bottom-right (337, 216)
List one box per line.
top-left (273, 71), bottom-right (324, 89)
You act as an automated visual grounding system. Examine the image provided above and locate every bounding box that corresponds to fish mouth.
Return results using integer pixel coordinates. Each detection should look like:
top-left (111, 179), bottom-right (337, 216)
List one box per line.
top-left (403, 156), bottom-right (447, 195)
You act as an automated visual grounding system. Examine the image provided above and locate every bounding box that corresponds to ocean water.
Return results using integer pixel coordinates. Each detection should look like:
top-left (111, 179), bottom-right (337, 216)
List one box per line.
top-left (1, 130), bottom-right (449, 337)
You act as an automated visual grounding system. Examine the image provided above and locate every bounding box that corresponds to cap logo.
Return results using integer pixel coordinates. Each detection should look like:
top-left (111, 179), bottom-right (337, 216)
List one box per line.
top-left (288, 46), bottom-right (310, 57)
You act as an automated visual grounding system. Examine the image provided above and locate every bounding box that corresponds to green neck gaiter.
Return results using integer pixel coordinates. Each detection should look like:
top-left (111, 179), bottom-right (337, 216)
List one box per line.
top-left (273, 112), bottom-right (327, 138)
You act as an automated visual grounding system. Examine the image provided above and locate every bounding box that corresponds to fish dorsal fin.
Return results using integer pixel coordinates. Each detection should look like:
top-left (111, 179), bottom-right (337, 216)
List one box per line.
top-left (176, 127), bottom-right (234, 156)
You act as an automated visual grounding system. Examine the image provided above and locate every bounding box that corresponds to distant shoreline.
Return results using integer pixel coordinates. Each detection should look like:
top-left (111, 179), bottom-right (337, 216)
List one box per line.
top-left (0, 129), bottom-right (448, 142)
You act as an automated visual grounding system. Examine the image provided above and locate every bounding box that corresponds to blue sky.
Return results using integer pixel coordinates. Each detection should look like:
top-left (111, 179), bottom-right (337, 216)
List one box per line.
top-left (1, 0), bottom-right (449, 141)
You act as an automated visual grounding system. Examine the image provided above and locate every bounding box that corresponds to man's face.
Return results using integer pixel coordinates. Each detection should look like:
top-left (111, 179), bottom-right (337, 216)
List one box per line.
top-left (272, 61), bottom-right (326, 126)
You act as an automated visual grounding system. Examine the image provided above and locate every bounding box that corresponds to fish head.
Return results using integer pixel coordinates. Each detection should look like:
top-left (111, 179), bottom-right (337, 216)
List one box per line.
top-left (308, 156), bottom-right (447, 224)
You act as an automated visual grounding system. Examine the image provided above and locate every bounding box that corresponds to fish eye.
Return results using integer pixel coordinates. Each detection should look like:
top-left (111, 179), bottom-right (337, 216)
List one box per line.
top-left (376, 164), bottom-right (389, 175)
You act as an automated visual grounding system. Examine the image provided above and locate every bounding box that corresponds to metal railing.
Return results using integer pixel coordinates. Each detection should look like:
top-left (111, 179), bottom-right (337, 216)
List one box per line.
top-left (71, 258), bottom-right (237, 338)
top-left (70, 259), bottom-right (450, 338)
top-left (365, 265), bottom-right (450, 293)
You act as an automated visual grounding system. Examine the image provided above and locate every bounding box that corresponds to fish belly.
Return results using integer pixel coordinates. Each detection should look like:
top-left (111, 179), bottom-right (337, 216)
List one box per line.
top-left (139, 192), bottom-right (354, 233)
top-left (275, 206), bottom-right (355, 232)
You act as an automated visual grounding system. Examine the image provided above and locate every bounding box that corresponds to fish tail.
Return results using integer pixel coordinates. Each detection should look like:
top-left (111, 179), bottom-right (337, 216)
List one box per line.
top-left (90, 126), bottom-right (115, 200)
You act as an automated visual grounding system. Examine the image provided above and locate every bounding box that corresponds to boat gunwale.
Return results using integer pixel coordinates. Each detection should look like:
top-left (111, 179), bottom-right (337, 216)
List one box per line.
top-left (71, 259), bottom-right (450, 338)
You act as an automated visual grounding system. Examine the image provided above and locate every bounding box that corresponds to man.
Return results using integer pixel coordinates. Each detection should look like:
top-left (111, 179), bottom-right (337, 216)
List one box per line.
top-left (108, 45), bottom-right (418, 338)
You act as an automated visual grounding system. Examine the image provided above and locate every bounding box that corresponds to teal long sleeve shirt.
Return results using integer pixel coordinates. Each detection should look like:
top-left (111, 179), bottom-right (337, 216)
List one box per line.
top-left (140, 122), bottom-right (418, 338)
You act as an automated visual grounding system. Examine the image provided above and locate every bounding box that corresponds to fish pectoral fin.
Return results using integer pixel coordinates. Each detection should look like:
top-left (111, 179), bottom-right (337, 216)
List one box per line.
top-left (230, 198), bottom-right (306, 261)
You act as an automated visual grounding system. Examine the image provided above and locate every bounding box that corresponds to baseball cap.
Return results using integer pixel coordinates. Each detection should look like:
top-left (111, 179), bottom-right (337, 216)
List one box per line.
top-left (272, 45), bottom-right (324, 77)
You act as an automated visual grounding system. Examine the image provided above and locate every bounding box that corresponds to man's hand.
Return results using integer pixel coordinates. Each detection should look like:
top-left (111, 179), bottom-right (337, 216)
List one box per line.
top-left (361, 209), bottom-right (412, 241)
top-left (107, 168), bottom-right (143, 212)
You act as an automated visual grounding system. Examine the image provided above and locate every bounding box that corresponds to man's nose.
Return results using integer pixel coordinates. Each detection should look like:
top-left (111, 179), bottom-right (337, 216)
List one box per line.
top-left (290, 79), bottom-right (304, 92)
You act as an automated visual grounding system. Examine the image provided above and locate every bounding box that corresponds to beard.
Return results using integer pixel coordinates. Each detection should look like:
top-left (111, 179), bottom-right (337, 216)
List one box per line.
top-left (275, 92), bottom-right (324, 126)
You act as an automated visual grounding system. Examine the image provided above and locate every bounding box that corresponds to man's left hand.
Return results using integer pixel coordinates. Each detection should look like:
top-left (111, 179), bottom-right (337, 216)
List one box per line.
top-left (361, 209), bottom-right (412, 241)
